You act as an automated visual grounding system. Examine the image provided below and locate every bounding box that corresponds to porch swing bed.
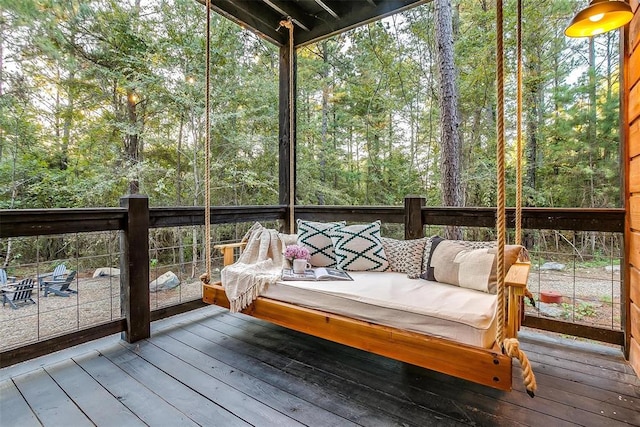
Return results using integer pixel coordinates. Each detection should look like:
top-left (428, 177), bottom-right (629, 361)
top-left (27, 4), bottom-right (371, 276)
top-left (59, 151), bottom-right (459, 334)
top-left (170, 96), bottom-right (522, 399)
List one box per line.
top-left (200, 0), bottom-right (536, 395)
top-left (203, 237), bottom-right (532, 392)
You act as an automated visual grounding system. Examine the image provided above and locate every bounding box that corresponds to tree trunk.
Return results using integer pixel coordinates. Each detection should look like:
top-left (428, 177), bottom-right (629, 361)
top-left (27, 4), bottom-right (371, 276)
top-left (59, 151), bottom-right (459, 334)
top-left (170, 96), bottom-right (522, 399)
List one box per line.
top-left (435, 0), bottom-right (462, 239)
top-left (318, 41), bottom-right (329, 205)
top-left (125, 88), bottom-right (140, 194)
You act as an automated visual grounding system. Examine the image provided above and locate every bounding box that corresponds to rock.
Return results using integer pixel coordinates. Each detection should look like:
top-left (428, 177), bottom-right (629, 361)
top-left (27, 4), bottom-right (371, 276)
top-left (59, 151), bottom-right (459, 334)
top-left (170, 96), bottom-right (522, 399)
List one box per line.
top-left (540, 262), bottom-right (565, 271)
top-left (149, 271), bottom-right (180, 292)
top-left (604, 265), bottom-right (620, 273)
top-left (537, 302), bottom-right (565, 318)
top-left (92, 267), bottom-right (121, 278)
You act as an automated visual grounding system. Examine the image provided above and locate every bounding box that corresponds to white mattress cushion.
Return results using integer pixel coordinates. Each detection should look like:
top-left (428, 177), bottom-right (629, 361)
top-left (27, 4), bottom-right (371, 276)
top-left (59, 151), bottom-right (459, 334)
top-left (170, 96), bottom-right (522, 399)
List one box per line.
top-left (263, 271), bottom-right (498, 348)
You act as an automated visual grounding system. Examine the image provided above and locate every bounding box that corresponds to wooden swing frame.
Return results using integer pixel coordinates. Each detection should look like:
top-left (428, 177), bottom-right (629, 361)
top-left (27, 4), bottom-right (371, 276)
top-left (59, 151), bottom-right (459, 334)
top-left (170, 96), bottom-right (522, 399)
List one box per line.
top-left (201, 0), bottom-right (536, 393)
top-left (203, 249), bottom-right (530, 391)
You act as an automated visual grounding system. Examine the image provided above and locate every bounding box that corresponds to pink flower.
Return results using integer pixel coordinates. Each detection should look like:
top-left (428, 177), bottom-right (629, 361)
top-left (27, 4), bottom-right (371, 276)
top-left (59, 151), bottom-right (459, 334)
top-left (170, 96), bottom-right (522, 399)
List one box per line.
top-left (284, 245), bottom-right (310, 261)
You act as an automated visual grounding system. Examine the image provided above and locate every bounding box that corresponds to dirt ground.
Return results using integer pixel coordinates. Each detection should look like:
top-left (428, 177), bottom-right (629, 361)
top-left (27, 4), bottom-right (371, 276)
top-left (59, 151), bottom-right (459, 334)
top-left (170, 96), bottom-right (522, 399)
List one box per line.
top-left (524, 266), bottom-right (622, 329)
top-left (0, 272), bottom-right (207, 351)
top-left (1, 266), bottom-right (622, 351)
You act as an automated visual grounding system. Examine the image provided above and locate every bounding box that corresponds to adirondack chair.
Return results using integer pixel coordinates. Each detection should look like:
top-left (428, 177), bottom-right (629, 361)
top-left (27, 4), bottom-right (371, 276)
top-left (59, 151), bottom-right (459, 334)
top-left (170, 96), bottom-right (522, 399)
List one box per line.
top-left (2, 278), bottom-right (36, 309)
top-left (42, 270), bottom-right (77, 297)
top-left (39, 264), bottom-right (67, 281)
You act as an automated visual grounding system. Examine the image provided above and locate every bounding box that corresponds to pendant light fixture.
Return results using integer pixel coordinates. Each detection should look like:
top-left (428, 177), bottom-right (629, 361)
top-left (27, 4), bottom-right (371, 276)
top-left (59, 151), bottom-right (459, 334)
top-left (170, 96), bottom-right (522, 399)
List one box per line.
top-left (565, 0), bottom-right (634, 37)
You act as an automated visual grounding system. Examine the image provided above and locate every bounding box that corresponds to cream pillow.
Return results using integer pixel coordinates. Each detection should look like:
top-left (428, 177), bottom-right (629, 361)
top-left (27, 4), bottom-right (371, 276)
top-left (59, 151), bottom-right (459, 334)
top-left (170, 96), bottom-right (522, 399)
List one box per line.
top-left (423, 239), bottom-right (526, 293)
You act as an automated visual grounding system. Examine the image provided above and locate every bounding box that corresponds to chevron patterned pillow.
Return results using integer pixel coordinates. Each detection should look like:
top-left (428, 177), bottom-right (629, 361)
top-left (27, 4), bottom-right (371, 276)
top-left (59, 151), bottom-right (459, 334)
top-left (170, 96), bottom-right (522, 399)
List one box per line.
top-left (330, 221), bottom-right (389, 271)
top-left (296, 220), bottom-right (345, 267)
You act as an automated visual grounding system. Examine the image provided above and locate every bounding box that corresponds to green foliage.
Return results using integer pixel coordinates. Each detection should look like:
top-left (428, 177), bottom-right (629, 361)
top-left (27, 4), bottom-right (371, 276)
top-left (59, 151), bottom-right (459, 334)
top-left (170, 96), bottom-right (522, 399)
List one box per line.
top-left (0, 0), bottom-right (622, 213)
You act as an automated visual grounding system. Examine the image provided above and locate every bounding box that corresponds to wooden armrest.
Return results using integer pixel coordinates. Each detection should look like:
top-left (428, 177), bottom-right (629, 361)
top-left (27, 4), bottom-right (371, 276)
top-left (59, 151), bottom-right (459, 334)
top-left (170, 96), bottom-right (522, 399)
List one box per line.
top-left (504, 260), bottom-right (531, 338)
top-left (214, 242), bottom-right (248, 266)
top-left (505, 261), bottom-right (530, 291)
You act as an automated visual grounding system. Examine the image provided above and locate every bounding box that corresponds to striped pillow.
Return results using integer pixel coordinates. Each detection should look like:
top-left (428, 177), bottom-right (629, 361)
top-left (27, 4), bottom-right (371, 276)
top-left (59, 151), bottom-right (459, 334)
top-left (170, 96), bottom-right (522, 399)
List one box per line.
top-left (330, 221), bottom-right (389, 271)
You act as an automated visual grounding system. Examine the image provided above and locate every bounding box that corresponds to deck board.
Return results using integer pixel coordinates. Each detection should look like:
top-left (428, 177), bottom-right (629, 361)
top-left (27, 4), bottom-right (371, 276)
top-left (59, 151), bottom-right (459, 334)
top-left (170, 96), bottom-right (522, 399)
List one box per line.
top-left (0, 379), bottom-right (40, 427)
top-left (73, 350), bottom-right (201, 427)
top-left (101, 343), bottom-right (250, 427)
top-left (44, 358), bottom-right (145, 427)
top-left (1, 305), bottom-right (638, 427)
top-left (11, 368), bottom-right (94, 427)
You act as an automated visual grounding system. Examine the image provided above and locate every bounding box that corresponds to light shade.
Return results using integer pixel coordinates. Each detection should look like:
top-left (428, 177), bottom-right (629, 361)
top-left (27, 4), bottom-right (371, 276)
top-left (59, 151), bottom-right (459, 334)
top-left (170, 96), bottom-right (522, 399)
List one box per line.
top-left (565, 0), bottom-right (633, 37)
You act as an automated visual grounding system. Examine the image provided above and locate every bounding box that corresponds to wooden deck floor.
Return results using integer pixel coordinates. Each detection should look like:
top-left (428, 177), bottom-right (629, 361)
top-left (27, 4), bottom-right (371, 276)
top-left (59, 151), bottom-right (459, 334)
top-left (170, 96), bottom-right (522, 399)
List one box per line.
top-left (1, 306), bottom-right (638, 427)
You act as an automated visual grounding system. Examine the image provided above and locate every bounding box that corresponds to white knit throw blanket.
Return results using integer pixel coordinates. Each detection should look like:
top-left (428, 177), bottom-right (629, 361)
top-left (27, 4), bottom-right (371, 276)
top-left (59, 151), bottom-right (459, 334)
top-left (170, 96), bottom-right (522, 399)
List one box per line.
top-left (221, 223), bottom-right (286, 313)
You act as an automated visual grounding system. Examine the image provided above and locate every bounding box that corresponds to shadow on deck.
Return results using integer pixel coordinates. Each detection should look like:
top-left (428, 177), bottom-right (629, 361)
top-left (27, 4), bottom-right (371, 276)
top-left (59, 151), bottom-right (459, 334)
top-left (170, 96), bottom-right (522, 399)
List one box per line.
top-left (1, 306), bottom-right (638, 427)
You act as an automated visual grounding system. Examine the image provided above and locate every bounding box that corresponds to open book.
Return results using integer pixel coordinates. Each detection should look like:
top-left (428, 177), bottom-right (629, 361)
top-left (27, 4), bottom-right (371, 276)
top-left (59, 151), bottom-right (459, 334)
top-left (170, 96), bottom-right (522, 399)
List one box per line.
top-left (281, 267), bottom-right (353, 281)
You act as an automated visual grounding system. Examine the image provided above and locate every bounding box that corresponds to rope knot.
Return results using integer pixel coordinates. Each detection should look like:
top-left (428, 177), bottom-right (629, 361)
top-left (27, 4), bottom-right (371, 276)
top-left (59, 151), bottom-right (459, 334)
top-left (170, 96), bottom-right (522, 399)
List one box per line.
top-left (503, 338), bottom-right (537, 398)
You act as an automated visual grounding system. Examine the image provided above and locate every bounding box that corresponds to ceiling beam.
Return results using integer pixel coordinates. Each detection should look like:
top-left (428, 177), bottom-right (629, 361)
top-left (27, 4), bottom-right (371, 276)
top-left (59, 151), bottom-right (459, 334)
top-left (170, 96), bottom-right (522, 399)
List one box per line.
top-left (295, 0), bottom-right (428, 47)
top-left (262, 0), bottom-right (314, 32)
top-left (197, 0), bottom-right (288, 46)
top-left (314, 0), bottom-right (340, 19)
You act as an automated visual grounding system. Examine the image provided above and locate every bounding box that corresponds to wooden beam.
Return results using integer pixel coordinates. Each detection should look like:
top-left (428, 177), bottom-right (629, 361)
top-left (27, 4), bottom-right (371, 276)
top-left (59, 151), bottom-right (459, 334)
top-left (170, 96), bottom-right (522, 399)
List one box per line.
top-left (0, 320), bottom-right (125, 368)
top-left (198, 0), bottom-right (288, 46)
top-left (149, 206), bottom-right (286, 228)
top-left (263, 0), bottom-right (313, 31)
top-left (404, 195), bottom-right (425, 239)
top-left (295, 0), bottom-right (427, 46)
top-left (279, 37), bottom-right (297, 232)
top-left (0, 209), bottom-right (125, 238)
top-left (314, 0), bottom-right (340, 18)
top-left (521, 317), bottom-right (624, 346)
top-left (120, 195), bottom-right (150, 343)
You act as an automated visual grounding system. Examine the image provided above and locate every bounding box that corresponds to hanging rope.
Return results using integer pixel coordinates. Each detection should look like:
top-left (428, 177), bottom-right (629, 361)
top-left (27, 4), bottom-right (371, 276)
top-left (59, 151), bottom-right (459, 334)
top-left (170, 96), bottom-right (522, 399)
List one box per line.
top-left (278, 17), bottom-right (296, 234)
top-left (495, 0), bottom-right (506, 347)
top-left (515, 0), bottom-right (523, 246)
top-left (200, 0), bottom-right (212, 284)
top-left (496, 0), bottom-right (536, 397)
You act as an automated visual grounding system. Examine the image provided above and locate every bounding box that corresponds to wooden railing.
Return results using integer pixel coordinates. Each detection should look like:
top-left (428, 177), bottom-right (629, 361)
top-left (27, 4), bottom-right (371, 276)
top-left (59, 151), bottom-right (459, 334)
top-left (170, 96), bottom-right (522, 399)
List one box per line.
top-left (0, 196), bottom-right (626, 367)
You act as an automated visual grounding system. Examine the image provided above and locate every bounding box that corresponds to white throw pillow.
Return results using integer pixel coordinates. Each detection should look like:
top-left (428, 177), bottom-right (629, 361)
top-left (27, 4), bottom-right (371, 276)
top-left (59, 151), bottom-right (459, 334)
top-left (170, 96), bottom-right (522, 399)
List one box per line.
top-left (330, 221), bottom-right (389, 271)
top-left (296, 220), bottom-right (345, 267)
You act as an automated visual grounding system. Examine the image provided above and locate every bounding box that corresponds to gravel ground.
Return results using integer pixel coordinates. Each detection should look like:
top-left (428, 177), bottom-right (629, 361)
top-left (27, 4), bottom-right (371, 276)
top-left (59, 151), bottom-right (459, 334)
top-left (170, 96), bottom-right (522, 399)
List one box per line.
top-left (0, 274), bottom-right (205, 351)
top-left (1, 265), bottom-right (622, 350)
top-left (525, 266), bottom-right (622, 328)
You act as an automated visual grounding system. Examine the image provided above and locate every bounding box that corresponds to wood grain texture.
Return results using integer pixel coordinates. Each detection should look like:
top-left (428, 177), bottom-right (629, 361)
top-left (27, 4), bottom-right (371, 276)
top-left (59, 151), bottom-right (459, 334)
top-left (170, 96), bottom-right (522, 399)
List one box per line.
top-left (0, 380), bottom-right (40, 427)
top-left (628, 195), bottom-right (640, 230)
top-left (629, 109), bottom-right (640, 159)
top-left (12, 369), bottom-right (94, 427)
top-left (630, 336), bottom-right (640, 379)
top-left (631, 302), bottom-right (640, 344)
top-left (74, 350), bottom-right (201, 427)
top-left (631, 4), bottom-right (640, 52)
top-left (630, 265), bottom-right (640, 305)
top-left (630, 231), bottom-right (640, 269)
top-left (102, 343), bottom-right (250, 427)
top-left (45, 358), bottom-right (145, 426)
top-left (631, 78), bottom-right (640, 124)
top-left (630, 40), bottom-right (640, 90)
top-left (630, 156), bottom-right (640, 194)
top-left (3, 308), bottom-right (639, 427)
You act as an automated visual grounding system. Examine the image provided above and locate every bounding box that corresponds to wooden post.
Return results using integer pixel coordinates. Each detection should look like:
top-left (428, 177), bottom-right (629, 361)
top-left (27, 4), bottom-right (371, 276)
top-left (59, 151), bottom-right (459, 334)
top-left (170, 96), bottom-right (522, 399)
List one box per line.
top-left (404, 195), bottom-right (425, 240)
top-left (278, 39), bottom-right (296, 232)
top-left (120, 194), bottom-right (150, 343)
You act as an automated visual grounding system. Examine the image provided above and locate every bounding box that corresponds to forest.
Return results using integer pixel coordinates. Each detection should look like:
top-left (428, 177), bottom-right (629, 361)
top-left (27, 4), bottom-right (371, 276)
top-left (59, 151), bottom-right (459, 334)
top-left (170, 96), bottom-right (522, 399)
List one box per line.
top-left (0, 0), bottom-right (622, 211)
